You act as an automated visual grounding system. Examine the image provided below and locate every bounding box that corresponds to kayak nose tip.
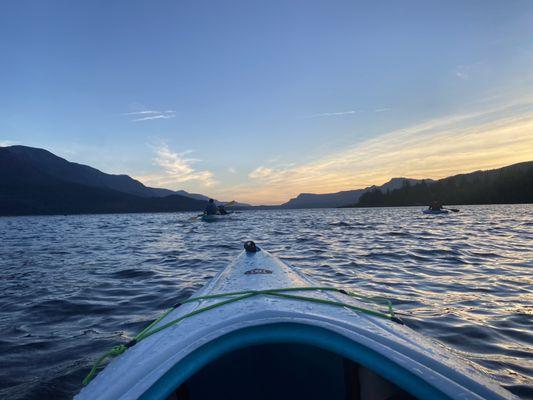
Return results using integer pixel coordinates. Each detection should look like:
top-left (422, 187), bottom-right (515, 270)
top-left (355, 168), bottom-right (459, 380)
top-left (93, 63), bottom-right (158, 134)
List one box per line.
top-left (244, 241), bottom-right (260, 253)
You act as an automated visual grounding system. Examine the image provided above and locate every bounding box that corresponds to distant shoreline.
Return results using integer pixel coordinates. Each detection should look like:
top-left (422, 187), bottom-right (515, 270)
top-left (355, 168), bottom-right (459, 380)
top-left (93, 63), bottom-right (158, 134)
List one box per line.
top-left (343, 201), bottom-right (533, 209)
top-left (2, 202), bottom-right (533, 218)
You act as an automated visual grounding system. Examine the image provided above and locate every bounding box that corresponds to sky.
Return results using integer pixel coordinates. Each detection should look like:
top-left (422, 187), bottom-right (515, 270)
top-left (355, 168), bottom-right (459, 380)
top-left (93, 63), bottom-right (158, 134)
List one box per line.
top-left (1, 1), bottom-right (533, 204)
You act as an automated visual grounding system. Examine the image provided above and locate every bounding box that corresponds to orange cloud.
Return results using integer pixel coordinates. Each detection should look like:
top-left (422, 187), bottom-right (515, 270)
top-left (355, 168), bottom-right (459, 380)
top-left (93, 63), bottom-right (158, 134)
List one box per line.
top-left (214, 99), bottom-right (533, 204)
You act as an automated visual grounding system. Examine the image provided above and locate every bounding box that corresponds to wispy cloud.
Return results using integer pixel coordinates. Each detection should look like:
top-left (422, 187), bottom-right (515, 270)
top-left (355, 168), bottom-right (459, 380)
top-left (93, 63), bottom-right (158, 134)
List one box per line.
top-left (303, 110), bottom-right (360, 118)
top-left (123, 110), bottom-right (161, 115)
top-left (0, 140), bottom-right (16, 147)
top-left (135, 143), bottom-right (216, 188)
top-left (454, 63), bottom-right (483, 80)
top-left (302, 108), bottom-right (389, 118)
top-left (133, 114), bottom-right (175, 122)
top-left (228, 167), bottom-right (237, 174)
top-left (455, 69), bottom-right (468, 80)
top-left (248, 166), bottom-right (273, 179)
top-left (215, 97), bottom-right (533, 204)
top-left (123, 110), bottom-right (176, 122)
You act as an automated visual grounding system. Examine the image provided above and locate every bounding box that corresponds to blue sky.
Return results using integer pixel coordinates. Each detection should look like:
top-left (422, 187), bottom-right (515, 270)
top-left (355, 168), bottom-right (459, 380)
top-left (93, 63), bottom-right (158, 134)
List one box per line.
top-left (2, 1), bottom-right (533, 204)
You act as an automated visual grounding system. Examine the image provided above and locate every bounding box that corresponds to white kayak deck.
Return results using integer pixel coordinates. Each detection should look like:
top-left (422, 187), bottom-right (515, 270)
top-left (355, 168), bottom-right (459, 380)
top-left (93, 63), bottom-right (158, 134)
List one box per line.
top-left (76, 246), bottom-right (516, 400)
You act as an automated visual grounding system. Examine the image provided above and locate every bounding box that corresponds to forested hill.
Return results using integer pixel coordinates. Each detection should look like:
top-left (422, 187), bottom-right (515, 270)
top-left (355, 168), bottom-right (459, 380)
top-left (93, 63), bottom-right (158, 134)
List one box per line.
top-left (0, 145), bottom-right (209, 216)
top-left (353, 161), bottom-right (533, 207)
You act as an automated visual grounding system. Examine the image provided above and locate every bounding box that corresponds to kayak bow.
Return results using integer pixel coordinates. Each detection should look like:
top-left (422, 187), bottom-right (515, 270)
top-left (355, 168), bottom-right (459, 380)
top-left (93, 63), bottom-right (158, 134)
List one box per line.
top-left (76, 242), bottom-right (516, 400)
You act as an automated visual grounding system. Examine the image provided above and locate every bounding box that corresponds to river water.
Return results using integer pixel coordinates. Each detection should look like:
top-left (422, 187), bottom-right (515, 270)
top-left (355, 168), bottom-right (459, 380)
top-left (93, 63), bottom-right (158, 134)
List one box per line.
top-left (0, 205), bottom-right (532, 399)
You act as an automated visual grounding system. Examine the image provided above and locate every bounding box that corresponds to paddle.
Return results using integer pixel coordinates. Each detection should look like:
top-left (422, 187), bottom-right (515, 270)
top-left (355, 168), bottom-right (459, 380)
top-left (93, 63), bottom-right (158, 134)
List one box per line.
top-left (443, 207), bottom-right (460, 212)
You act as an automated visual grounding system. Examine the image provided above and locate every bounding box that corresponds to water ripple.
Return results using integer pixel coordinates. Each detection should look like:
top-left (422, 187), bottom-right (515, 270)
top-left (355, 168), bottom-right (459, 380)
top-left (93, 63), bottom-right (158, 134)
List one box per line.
top-left (0, 205), bottom-right (532, 399)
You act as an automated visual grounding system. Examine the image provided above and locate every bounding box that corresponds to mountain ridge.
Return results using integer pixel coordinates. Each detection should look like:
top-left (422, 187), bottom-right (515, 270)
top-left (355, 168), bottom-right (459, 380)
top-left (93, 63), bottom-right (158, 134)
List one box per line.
top-left (280, 178), bottom-right (431, 208)
top-left (0, 145), bottom-right (242, 203)
top-left (352, 161), bottom-right (533, 207)
top-left (0, 145), bottom-right (227, 216)
top-left (3, 145), bottom-right (158, 197)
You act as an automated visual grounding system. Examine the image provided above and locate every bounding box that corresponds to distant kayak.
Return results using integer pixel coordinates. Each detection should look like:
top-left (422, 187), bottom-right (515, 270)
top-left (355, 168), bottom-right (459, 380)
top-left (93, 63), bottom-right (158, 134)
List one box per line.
top-left (77, 242), bottom-right (516, 400)
top-left (423, 209), bottom-right (449, 215)
top-left (201, 213), bottom-right (232, 222)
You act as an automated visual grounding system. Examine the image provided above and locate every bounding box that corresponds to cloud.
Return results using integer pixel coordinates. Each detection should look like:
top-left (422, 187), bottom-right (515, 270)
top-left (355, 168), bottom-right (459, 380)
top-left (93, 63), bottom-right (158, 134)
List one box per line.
top-left (135, 144), bottom-right (216, 188)
top-left (0, 140), bottom-right (16, 147)
top-left (215, 98), bottom-right (533, 204)
top-left (248, 166), bottom-right (274, 179)
top-left (454, 63), bottom-right (482, 80)
top-left (455, 69), bottom-right (469, 80)
top-left (123, 110), bottom-right (176, 122)
top-left (123, 111), bottom-right (162, 115)
top-left (228, 167), bottom-right (237, 174)
top-left (133, 114), bottom-right (175, 122)
top-left (302, 108), bottom-right (389, 118)
top-left (303, 110), bottom-right (360, 118)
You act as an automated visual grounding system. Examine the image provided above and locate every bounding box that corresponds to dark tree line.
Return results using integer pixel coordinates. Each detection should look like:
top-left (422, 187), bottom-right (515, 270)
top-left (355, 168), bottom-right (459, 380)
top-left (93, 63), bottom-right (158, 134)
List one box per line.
top-left (355, 162), bottom-right (533, 207)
